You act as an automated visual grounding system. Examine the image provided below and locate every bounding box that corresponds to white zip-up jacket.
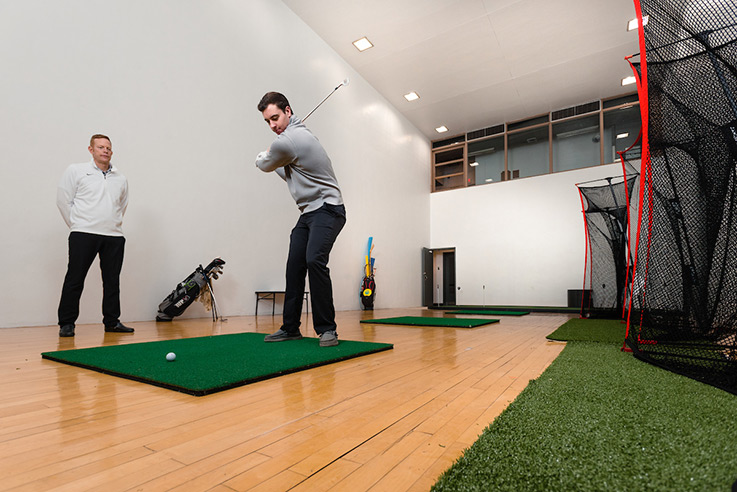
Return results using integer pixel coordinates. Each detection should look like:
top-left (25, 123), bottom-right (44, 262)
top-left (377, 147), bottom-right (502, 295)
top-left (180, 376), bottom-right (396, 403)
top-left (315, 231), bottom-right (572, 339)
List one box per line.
top-left (56, 161), bottom-right (129, 236)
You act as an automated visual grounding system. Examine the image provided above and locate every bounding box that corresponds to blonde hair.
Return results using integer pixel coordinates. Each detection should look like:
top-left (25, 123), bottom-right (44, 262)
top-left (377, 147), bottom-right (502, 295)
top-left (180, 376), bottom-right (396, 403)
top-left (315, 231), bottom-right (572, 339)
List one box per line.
top-left (90, 134), bottom-right (111, 147)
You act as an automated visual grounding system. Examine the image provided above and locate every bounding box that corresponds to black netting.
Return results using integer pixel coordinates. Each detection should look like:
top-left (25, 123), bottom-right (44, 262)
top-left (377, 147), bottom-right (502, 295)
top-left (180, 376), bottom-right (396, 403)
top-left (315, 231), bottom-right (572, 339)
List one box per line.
top-left (578, 165), bottom-right (639, 319)
top-left (626, 0), bottom-right (737, 394)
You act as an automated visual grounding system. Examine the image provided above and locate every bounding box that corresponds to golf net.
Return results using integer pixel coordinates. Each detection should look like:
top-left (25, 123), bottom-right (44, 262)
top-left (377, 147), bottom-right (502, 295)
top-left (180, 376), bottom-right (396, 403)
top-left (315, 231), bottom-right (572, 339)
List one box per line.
top-left (624, 0), bottom-right (737, 394)
top-left (577, 162), bottom-right (639, 319)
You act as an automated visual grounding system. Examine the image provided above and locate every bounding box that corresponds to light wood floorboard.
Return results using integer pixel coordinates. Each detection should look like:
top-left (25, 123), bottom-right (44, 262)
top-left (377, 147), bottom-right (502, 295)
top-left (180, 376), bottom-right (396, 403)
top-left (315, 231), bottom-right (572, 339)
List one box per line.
top-left (0, 307), bottom-right (570, 491)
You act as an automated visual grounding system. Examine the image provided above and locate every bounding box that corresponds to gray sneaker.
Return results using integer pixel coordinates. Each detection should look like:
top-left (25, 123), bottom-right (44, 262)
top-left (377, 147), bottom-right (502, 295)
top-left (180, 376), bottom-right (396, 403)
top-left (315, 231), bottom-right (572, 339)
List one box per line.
top-left (319, 330), bottom-right (338, 347)
top-left (264, 329), bottom-right (303, 342)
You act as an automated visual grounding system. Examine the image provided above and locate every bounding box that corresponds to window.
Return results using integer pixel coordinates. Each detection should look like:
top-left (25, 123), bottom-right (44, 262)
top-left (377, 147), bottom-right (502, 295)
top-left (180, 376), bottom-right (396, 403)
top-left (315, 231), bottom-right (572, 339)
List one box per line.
top-left (508, 125), bottom-right (549, 179)
top-left (467, 136), bottom-right (504, 185)
top-left (603, 104), bottom-right (641, 162)
top-left (430, 93), bottom-right (640, 192)
top-left (553, 114), bottom-right (601, 172)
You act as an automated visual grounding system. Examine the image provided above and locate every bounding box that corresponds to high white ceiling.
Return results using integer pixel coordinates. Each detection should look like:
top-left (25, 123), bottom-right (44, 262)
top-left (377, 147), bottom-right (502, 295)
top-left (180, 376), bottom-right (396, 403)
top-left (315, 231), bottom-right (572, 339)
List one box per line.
top-left (283, 0), bottom-right (641, 140)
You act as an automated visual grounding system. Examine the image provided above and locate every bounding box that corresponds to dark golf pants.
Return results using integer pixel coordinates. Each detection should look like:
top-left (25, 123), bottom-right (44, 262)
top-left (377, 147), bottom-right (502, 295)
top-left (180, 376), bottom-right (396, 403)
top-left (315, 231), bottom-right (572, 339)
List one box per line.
top-left (282, 203), bottom-right (346, 335)
top-left (58, 232), bottom-right (126, 328)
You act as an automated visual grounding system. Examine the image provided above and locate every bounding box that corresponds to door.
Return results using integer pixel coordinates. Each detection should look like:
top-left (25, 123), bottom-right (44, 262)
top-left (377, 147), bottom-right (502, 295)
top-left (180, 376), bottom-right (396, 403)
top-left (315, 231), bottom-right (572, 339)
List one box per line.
top-left (443, 251), bottom-right (456, 305)
top-left (422, 247), bottom-right (456, 307)
top-left (421, 248), bottom-right (433, 307)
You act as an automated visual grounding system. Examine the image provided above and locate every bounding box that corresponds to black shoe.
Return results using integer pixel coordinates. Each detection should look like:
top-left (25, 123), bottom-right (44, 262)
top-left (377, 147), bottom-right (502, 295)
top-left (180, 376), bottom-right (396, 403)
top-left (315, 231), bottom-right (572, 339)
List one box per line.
top-left (105, 322), bottom-right (134, 333)
top-left (264, 329), bottom-right (302, 342)
top-left (59, 324), bottom-right (75, 337)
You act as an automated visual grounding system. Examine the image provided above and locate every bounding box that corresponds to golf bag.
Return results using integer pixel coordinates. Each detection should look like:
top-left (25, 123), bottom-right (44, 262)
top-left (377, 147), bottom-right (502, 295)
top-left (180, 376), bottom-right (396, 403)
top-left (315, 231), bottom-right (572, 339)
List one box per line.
top-left (360, 275), bottom-right (375, 310)
top-left (156, 258), bottom-right (225, 321)
top-left (360, 236), bottom-right (376, 310)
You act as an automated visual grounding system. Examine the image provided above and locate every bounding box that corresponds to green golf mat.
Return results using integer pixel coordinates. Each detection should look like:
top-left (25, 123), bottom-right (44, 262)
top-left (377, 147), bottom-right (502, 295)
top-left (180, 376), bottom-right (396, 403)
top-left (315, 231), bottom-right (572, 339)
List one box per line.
top-left (360, 316), bottom-right (499, 328)
top-left (446, 309), bottom-right (530, 316)
top-left (42, 333), bottom-right (393, 396)
top-left (430, 305), bottom-right (580, 314)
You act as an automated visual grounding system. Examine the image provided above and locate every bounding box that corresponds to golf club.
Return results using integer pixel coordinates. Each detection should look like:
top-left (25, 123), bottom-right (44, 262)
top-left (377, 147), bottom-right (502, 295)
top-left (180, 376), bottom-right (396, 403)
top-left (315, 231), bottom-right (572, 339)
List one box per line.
top-left (302, 77), bottom-right (350, 122)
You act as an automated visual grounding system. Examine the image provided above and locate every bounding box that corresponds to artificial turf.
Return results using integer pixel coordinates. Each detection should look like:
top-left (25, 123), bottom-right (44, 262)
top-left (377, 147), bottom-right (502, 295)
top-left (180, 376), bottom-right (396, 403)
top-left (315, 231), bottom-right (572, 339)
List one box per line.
top-left (42, 333), bottom-right (393, 396)
top-left (432, 319), bottom-right (737, 491)
top-left (360, 316), bottom-right (499, 328)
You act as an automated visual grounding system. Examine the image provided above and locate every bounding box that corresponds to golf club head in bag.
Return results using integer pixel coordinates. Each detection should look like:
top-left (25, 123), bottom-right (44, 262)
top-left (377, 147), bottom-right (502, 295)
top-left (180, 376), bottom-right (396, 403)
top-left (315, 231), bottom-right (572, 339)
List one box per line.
top-left (156, 258), bottom-right (225, 321)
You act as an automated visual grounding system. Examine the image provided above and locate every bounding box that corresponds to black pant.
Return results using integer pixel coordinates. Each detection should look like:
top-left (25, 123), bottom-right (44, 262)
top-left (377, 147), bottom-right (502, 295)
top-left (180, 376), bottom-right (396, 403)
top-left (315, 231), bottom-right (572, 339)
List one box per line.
top-left (58, 232), bottom-right (126, 328)
top-left (283, 203), bottom-right (346, 335)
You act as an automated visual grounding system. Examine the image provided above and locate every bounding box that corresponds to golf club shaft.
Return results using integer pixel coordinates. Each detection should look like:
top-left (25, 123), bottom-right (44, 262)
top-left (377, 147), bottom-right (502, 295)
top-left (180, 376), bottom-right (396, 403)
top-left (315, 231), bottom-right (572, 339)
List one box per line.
top-left (303, 81), bottom-right (347, 122)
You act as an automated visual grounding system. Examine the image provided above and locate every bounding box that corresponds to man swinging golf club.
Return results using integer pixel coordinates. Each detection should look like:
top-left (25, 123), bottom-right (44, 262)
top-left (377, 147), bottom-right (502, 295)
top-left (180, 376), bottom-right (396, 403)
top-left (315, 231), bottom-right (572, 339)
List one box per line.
top-left (255, 91), bottom-right (346, 347)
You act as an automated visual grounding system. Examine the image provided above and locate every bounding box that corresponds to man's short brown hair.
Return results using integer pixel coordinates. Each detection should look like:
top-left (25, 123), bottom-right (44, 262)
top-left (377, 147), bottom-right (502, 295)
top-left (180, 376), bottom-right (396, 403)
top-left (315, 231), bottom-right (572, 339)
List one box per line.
top-left (90, 134), bottom-right (111, 146)
top-left (257, 92), bottom-right (291, 113)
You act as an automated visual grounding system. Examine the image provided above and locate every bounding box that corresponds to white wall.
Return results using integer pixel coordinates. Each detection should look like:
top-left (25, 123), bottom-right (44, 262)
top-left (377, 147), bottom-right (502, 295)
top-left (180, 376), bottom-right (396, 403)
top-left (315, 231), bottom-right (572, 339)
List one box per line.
top-left (430, 163), bottom-right (622, 307)
top-left (0, 0), bottom-right (430, 328)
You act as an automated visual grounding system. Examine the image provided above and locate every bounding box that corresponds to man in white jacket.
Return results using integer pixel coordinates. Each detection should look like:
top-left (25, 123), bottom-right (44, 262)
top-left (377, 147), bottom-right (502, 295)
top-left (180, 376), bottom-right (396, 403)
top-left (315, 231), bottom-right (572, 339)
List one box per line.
top-left (56, 134), bottom-right (132, 337)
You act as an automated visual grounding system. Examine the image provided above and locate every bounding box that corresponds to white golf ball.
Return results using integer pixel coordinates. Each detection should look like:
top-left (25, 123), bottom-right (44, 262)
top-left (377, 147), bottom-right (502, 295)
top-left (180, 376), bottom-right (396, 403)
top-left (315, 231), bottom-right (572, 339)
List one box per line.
top-left (166, 352), bottom-right (176, 361)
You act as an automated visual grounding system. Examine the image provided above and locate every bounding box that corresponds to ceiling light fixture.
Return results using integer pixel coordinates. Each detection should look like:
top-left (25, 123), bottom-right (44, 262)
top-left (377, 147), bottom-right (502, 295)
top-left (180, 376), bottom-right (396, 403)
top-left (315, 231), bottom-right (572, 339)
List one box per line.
top-left (404, 91), bottom-right (420, 102)
top-left (435, 125), bottom-right (448, 133)
top-left (617, 132), bottom-right (630, 139)
top-left (621, 75), bottom-right (637, 86)
top-left (627, 15), bottom-right (649, 31)
top-left (469, 161), bottom-right (479, 167)
top-left (353, 37), bottom-right (373, 52)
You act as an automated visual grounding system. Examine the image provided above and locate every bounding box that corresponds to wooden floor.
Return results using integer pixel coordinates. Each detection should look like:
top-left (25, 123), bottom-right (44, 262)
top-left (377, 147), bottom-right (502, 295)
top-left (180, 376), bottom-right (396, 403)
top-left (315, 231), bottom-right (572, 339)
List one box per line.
top-left (0, 307), bottom-right (570, 491)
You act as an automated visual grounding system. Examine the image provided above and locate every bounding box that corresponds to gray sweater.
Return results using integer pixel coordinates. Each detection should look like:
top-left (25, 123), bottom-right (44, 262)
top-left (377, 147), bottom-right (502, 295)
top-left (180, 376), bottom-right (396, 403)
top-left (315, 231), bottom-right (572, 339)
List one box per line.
top-left (256, 116), bottom-right (343, 213)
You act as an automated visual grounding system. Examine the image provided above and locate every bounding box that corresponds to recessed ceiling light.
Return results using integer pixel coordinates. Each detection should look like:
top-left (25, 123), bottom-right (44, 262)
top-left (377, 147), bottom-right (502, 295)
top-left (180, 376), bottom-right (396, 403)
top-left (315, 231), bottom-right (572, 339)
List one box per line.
top-left (435, 125), bottom-right (448, 133)
top-left (404, 91), bottom-right (420, 102)
top-left (616, 132), bottom-right (630, 139)
top-left (627, 15), bottom-right (649, 31)
top-left (353, 37), bottom-right (373, 52)
top-left (621, 75), bottom-right (637, 86)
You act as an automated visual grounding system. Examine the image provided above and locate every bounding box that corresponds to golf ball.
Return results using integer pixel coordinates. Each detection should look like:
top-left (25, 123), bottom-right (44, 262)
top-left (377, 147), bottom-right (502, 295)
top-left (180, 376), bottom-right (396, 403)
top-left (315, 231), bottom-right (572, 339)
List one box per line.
top-left (166, 352), bottom-right (176, 361)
